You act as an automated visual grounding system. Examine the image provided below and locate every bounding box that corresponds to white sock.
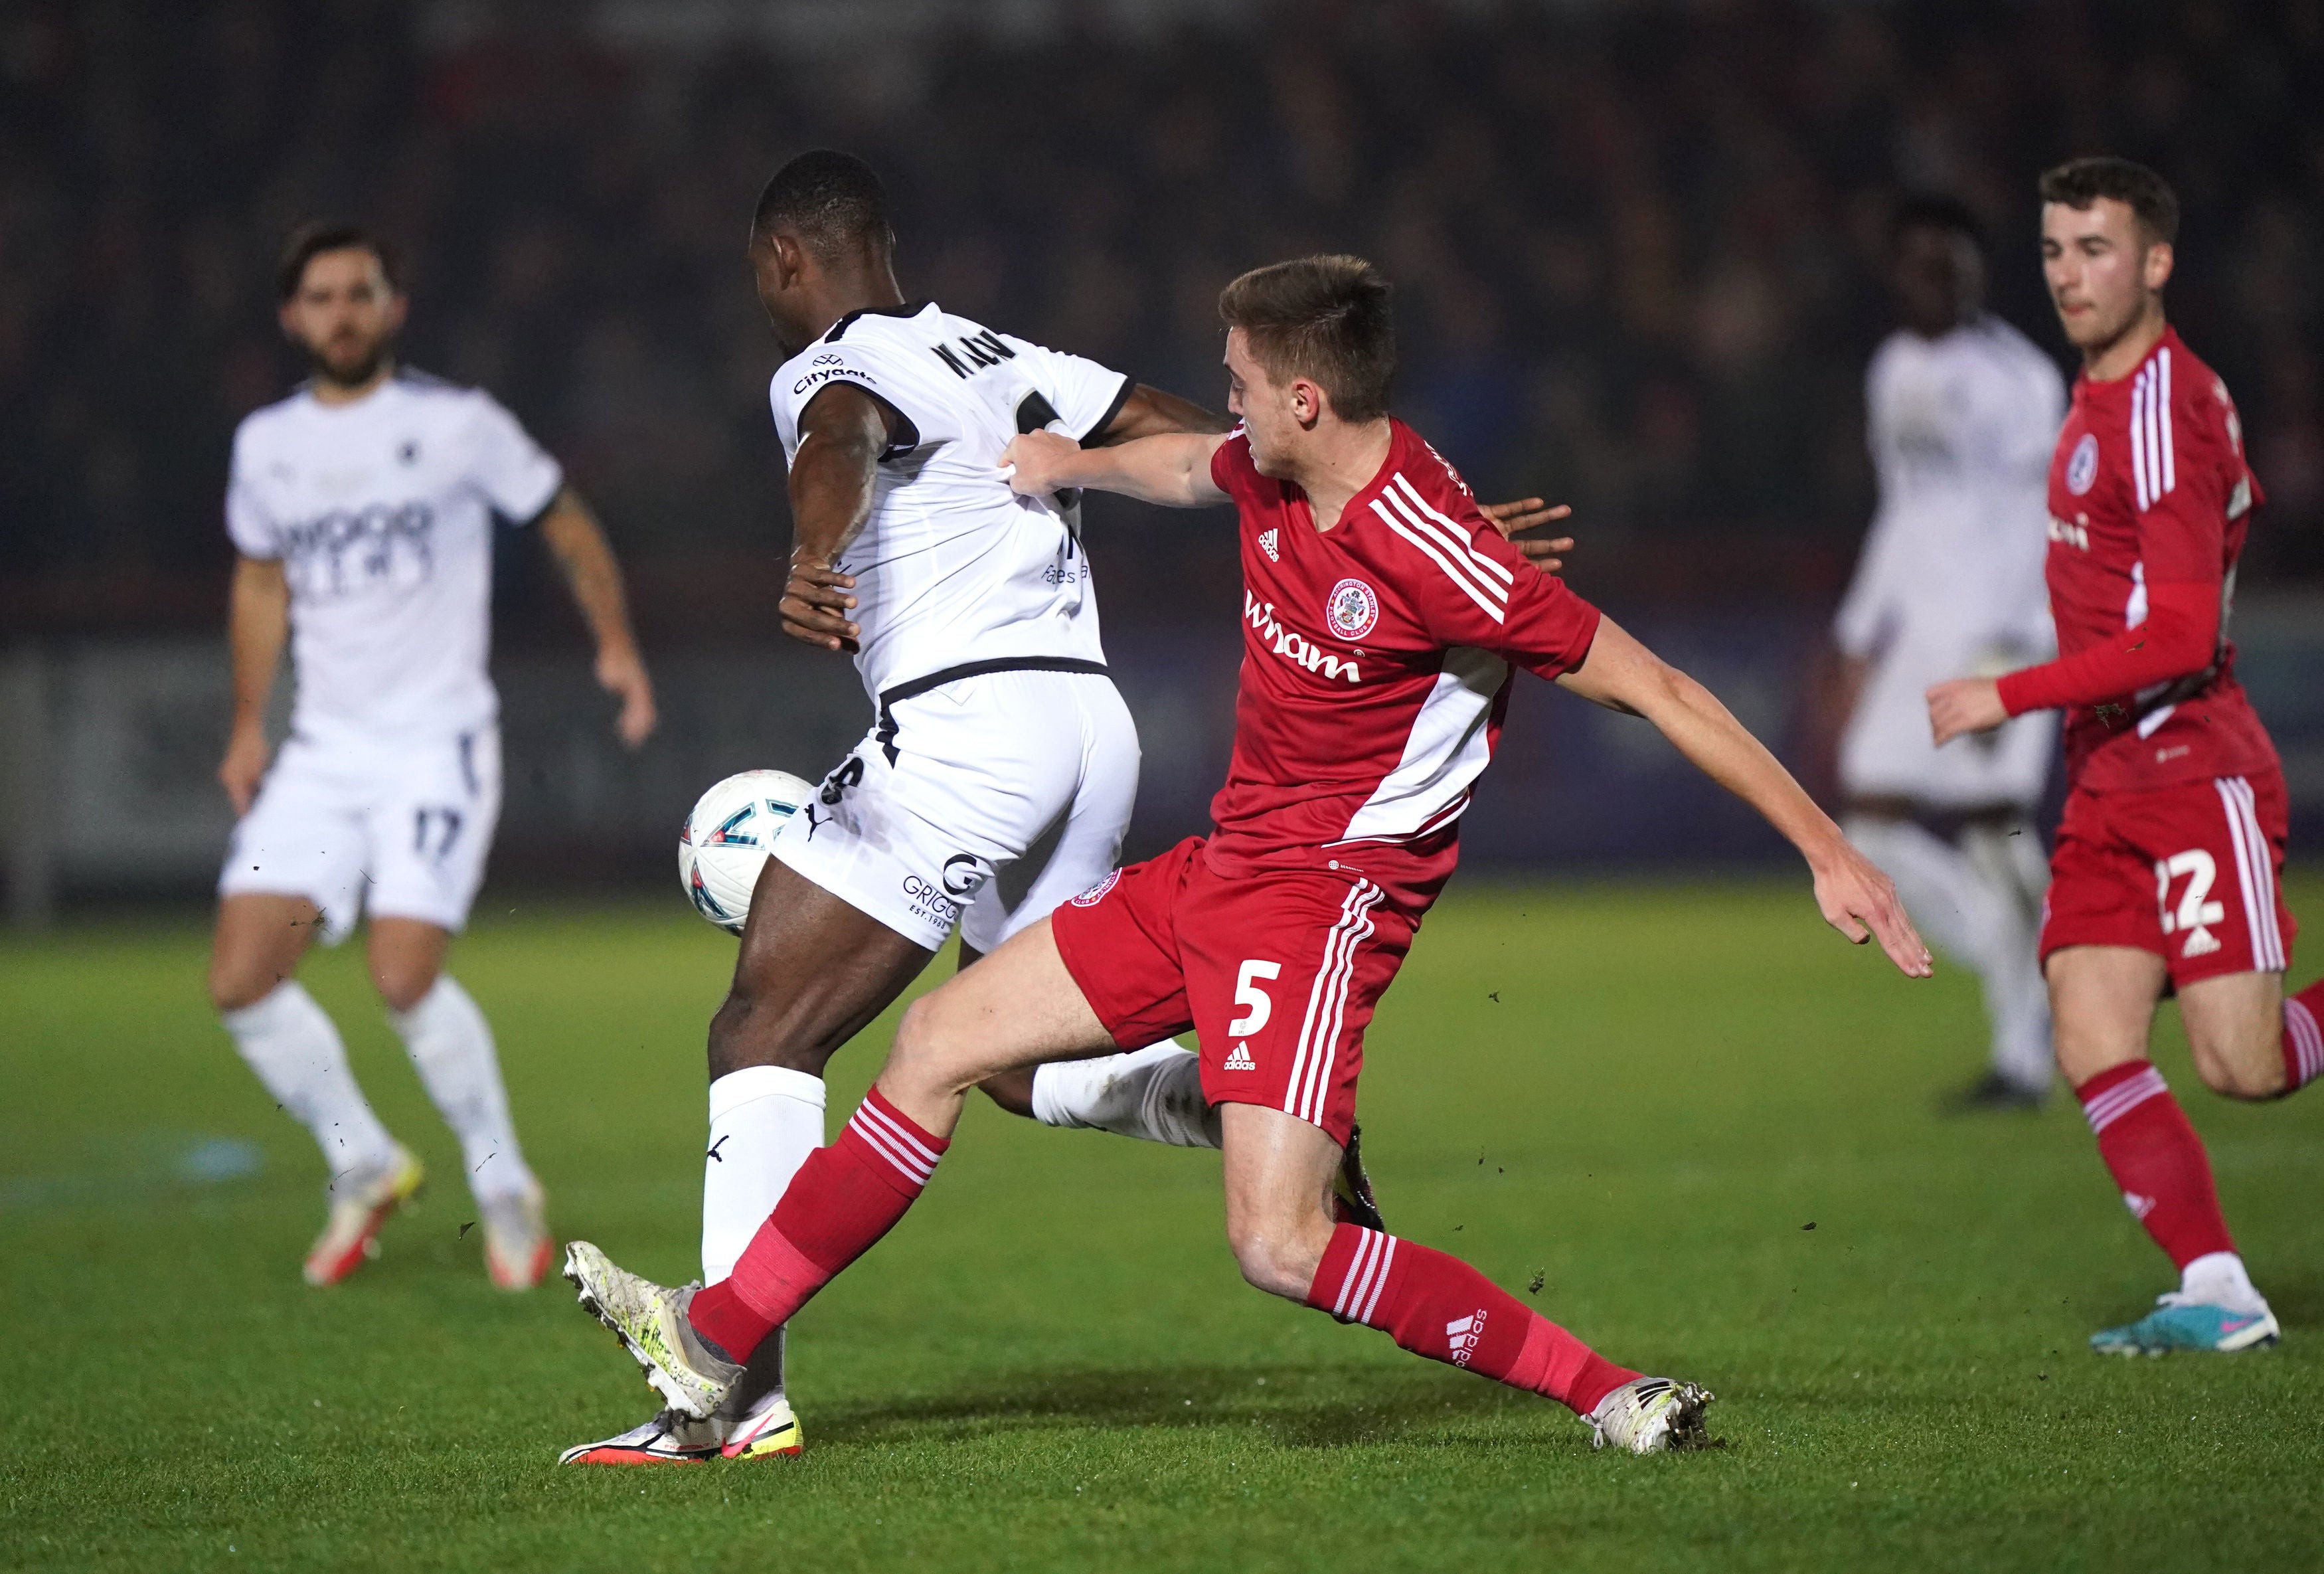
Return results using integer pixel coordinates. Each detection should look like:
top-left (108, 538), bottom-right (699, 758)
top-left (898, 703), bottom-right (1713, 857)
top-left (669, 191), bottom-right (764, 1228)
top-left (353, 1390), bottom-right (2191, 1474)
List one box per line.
top-left (1031, 1040), bottom-right (1220, 1148)
top-left (703, 1065), bottom-right (825, 1417)
top-left (1847, 816), bottom-right (2052, 1092)
top-left (2180, 1251), bottom-right (2266, 1312)
top-left (221, 981), bottom-right (397, 1192)
top-left (388, 976), bottom-right (534, 1205)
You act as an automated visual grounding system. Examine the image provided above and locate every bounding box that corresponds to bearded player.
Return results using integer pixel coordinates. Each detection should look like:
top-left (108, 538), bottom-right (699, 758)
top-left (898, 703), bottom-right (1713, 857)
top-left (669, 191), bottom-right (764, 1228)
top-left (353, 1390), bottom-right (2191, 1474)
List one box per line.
top-left (559, 155), bottom-right (1570, 1466)
top-left (562, 254), bottom-right (1929, 1456)
top-left (1928, 157), bottom-right (2323, 1356)
top-left (210, 222), bottom-right (657, 1291)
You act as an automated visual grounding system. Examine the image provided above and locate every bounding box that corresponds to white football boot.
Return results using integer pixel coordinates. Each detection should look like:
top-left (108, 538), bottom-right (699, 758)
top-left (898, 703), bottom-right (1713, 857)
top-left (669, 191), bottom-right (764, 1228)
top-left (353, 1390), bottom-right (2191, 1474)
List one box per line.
top-left (562, 1241), bottom-right (742, 1419)
top-left (479, 1180), bottom-right (553, 1290)
top-left (1586, 1377), bottom-right (1718, 1454)
top-left (303, 1145), bottom-right (426, 1287)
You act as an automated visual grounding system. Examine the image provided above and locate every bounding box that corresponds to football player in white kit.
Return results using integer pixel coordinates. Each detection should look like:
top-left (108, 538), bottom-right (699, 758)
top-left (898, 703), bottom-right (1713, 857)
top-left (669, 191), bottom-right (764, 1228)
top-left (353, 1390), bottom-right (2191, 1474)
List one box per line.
top-left (208, 223), bottom-right (659, 1290)
top-left (1832, 196), bottom-right (2066, 1108)
top-left (559, 152), bottom-right (1569, 1465)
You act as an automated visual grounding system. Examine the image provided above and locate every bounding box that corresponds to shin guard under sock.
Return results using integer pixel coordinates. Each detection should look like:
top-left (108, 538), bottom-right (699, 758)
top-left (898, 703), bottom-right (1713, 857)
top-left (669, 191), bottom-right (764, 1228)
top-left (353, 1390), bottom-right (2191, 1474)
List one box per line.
top-left (2076, 1060), bottom-right (2236, 1268)
top-left (687, 1088), bottom-right (947, 1361)
top-left (1304, 1223), bottom-right (1637, 1416)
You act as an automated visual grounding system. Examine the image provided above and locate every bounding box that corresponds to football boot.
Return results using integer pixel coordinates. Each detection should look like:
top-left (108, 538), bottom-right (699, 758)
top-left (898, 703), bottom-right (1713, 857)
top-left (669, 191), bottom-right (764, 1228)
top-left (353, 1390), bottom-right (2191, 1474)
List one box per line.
top-left (302, 1145), bottom-right (425, 1287)
top-left (563, 1241), bottom-right (741, 1419)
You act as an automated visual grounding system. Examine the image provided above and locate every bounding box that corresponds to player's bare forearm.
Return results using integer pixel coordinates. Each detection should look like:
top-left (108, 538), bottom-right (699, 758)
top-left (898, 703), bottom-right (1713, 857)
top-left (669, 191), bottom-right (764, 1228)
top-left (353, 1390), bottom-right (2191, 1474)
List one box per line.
top-left (782, 383), bottom-right (895, 652)
top-left (221, 556), bottom-right (288, 812)
top-left (1003, 430), bottom-right (1228, 508)
top-left (540, 490), bottom-right (641, 656)
top-left (1558, 617), bottom-right (1932, 976)
top-left (539, 489), bottom-right (657, 746)
top-left (1089, 384), bottom-right (1232, 445)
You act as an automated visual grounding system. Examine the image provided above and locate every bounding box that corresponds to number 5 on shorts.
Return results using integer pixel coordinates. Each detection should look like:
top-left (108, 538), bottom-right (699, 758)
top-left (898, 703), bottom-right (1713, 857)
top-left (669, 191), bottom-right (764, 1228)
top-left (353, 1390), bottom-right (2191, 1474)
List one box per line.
top-left (1230, 960), bottom-right (1282, 1037)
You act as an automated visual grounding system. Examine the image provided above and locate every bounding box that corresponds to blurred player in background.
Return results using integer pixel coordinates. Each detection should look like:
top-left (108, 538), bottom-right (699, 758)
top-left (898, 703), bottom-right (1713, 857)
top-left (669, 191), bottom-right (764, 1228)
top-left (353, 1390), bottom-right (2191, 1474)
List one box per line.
top-left (560, 153), bottom-right (1569, 1468)
top-left (1833, 195), bottom-right (2066, 1109)
top-left (562, 254), bottom-right (1930, 1458)
top-left (208, 222), bottom-right (657, 1291)
top-left (1930, 158), bottom-right (2324, 1354)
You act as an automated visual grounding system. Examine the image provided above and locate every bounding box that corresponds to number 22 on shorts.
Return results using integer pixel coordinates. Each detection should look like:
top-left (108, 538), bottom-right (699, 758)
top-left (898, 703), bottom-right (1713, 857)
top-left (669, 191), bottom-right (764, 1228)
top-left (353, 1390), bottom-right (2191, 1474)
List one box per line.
top-left (1230, 960), bottom-right (1282, 1036)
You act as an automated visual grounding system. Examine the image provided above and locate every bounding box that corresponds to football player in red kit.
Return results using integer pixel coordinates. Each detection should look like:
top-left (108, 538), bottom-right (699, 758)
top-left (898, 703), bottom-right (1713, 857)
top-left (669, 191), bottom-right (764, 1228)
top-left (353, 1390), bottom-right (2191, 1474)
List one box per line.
top-left (1929, 158), bottom-right (2321, 1355)
top-left (564, 255), bottom-right (1929, 1455)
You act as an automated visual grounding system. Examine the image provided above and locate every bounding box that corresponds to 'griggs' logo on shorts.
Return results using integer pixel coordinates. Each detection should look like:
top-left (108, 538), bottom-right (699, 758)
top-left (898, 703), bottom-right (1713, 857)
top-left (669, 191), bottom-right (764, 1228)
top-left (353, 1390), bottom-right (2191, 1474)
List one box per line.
top-left (900, 874), bottom-right (961, 927)
top-left (940, 853), bottom-right (987, 899)
top-left (2066, 433), bottom-right (2100, 495)
top-left (1069, 869), bottom-right (1121, 907)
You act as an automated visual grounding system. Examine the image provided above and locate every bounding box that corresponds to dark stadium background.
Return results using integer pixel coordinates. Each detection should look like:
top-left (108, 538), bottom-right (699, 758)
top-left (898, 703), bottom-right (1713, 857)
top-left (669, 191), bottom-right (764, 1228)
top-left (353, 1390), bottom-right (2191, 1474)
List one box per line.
top-left (3, 0), bottom-right (2320, 918)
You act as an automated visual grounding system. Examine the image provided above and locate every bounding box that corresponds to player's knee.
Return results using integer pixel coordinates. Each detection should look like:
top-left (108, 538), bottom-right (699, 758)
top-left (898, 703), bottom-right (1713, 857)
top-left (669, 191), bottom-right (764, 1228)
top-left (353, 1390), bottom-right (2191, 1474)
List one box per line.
top-left (889, 994), bottom-right (982, 1094)
top-left (372, 959), bottom-right (439, 1015)
top-left (208, 957), bottom-right (277, 1014)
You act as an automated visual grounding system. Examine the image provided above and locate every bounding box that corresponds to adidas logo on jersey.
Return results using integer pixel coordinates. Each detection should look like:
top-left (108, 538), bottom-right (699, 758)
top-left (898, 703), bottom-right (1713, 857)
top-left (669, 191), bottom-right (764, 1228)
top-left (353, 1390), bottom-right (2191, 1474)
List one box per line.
top-left (1446, 1310), bottom-right (1487, 1366)
top-left (2122, 1191), bottom-right (2157, 1221)
top-left (1258, 528), bottom-right (1280, 563)
top-left (1222, 1043), bottom-right (1256, 1071)
top-left (2181, 925), bottom-right (2221, 958)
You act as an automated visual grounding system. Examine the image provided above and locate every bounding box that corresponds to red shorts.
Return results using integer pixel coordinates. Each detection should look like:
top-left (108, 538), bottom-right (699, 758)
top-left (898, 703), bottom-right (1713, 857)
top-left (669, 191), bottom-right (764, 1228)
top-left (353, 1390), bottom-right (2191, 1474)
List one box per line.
top-left (2042, 770), bottom-right (2297, 988)
top-left (1050, 837), bottom-right (1414, 1146)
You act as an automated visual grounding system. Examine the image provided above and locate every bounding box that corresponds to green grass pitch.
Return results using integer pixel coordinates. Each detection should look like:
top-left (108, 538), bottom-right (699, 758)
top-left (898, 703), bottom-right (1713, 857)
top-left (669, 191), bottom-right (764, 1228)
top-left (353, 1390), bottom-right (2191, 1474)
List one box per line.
top-left (4, 875), bottom-right (2320, 1571)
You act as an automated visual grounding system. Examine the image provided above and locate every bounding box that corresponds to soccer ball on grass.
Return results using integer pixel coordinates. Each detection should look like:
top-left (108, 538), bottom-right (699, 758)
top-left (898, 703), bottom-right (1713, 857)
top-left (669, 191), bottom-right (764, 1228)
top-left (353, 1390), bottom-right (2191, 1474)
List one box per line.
top-left (678, 769), bottom-right (813, 933)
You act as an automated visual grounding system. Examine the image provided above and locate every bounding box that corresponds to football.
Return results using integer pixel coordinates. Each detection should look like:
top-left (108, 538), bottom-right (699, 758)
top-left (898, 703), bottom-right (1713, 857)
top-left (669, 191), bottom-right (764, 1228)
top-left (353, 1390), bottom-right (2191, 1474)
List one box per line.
top-left (677, 769), bottom-right (815, 933)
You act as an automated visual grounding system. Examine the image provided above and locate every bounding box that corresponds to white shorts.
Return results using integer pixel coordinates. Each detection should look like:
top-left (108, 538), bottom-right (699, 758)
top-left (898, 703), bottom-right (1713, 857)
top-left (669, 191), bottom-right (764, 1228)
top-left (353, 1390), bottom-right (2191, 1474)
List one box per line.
top-left (771, 662), bottom-right (1139, 954)
top-left (218, 728), bottom-right (503, 943)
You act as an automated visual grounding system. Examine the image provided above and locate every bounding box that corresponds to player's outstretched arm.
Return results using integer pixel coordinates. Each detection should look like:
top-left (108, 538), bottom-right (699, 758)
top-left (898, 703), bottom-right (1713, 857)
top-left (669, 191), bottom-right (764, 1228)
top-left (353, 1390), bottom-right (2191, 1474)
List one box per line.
top-left (538, 487), bottom-right (657, 748)
top-left (1088, 384), bottom-right (1234, 445)
top-left (1556, 616), bottom-right (1933, 978)
top-left (1001, 429), bottom-right (1230, 509)
top-left (219, 555), bottom-right (288, 816)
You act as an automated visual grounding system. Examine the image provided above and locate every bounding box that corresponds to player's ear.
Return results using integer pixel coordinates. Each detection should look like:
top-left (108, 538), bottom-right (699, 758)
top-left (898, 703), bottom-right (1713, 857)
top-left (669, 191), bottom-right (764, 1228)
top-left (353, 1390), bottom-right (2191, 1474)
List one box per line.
top-left (2142, 240), bottom-right (2175, 294)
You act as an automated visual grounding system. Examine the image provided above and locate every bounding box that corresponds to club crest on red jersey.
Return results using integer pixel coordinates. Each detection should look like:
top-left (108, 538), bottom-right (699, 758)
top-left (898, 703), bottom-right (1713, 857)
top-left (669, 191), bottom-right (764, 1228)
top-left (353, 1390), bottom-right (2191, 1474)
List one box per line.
top-left (2066, 432), bottom-right (2100, 495)
top-left (1069, 869), bottom-right (1121, 907)
top-left (1326, 578), bottom-right (1380, 641)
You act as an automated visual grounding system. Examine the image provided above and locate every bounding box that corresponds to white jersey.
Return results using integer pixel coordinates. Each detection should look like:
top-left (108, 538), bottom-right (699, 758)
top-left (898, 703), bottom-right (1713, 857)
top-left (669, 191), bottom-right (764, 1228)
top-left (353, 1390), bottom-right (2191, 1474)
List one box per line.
top-left (769, 303), bottom-right (1133, 702)
top-left (1836, 315), bottom-right (2066, 807)
top-left (226, 371), bottom-right (563, 754)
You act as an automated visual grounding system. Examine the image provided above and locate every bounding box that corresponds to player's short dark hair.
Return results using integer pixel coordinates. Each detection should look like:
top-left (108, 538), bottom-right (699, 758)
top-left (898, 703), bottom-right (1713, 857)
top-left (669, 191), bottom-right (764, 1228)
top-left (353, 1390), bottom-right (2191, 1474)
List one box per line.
top-left (2038, 157), bottom-right (2180, 246)
top-left (276, 220), bottom-right (399, 302)
top-left (1891, 193), bottom-right (1984, 252)
top-left (752, 149), bottom-right (894, 260)
top-left (1217, 255), bottom-right (1396, 424)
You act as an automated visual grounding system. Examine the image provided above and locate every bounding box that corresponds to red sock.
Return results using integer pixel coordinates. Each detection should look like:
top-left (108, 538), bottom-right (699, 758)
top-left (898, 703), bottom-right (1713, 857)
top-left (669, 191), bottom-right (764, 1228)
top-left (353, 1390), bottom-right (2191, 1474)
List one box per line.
top-left (2281, 981), bottom-right (2324, 1094)
top-left (1304, 1223), bottom-right (1639, 1417)
top-left (2075, 1060), bottom-right (2235, 1268)
top-left (687, 1088), bottom-right (947, 1361)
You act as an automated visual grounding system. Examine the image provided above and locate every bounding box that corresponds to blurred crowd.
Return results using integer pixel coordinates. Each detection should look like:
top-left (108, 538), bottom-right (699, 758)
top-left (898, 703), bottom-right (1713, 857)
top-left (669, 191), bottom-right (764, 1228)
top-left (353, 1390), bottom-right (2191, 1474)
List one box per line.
top-left (4, 0), bottom-right (2321, 634)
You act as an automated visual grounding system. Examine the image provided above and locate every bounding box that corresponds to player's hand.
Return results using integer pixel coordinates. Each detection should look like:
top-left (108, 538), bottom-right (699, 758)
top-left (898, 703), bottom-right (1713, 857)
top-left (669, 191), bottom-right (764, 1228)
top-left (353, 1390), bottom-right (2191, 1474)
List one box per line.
top-left (999, 431), bottom-right (1080, 497)
top-left (780, 551), bottom-right (860, 654)
top-left (218, 725), bottom-right (272, 817)
top-left (1925, 677), bottom-right (2009, 747)
top-left (596, 643), bottom-right (657, 749)
top-left (1479, 497), bottom-right (1576, 573)
top-left (1808, 835), bottom-right (1933, 978)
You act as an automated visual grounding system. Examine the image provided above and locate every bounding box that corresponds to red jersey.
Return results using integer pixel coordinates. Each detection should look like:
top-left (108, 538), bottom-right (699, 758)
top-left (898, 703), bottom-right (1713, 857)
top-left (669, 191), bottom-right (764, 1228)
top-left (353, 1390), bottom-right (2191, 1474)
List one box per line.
top-left (2034, 327), bottom-right (2276, 792)
top-left (1202, 420), bottom-right (1602, 911)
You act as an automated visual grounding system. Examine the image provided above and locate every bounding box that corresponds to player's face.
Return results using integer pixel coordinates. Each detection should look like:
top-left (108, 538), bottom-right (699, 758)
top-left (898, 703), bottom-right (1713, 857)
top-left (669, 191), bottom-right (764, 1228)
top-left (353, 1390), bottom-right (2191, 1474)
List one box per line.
top-left (2041, 199), bottom-right (2171, 353)
top-left (1892, 225), bottom-right (1981, 337)
top-left (279, 248), bottom-right (404, 388)
top-left (1224, 329), bottom-right (1307, 478)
